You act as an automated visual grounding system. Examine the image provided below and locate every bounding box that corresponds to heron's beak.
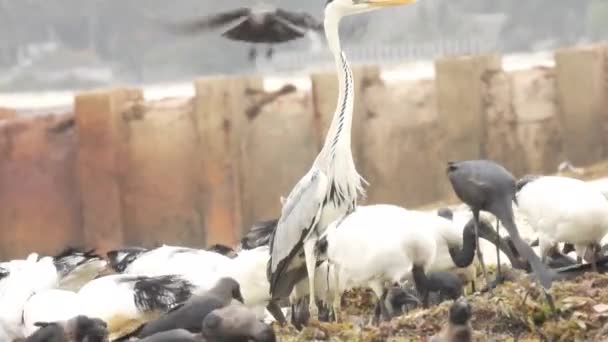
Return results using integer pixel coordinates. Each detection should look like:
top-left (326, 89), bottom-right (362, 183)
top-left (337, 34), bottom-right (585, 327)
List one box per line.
top-left (360, 0), bottom-right (417, 7)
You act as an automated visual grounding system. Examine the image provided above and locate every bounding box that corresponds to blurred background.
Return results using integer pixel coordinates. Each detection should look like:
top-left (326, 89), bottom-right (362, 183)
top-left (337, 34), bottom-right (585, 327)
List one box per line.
top-left (0, 0), bottom-right (606, 91)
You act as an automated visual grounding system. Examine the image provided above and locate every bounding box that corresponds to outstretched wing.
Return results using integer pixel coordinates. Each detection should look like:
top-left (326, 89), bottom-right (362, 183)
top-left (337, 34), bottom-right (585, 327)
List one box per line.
top-left (162, 8), bottom-right (251, 35)
top-left (268, 168), bottom-right (328, 295)
top-left (222, 13), bottom-right (305, 43)
top-left (275, 8), bottom-right (324, 32)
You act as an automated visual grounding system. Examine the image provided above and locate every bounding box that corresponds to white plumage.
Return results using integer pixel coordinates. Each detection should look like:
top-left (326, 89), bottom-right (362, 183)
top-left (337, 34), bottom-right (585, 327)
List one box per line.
top-left (516, 175), bottom-right (608, 261)
top-left (319, 204), bottom-right (437, 314)
top-left (22, 289), bottom-right (81, 337)
top-left (0, 255), bottom-right (59, 340)
top-left (222, 246), bottom-right (272, 308)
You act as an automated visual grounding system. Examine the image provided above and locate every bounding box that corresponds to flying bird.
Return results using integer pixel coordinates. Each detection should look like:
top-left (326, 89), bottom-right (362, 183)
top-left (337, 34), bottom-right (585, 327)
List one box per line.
top-left (266, 0), bottom-right (417, 321)
top-left (162, 3), bottom-right (324, 62)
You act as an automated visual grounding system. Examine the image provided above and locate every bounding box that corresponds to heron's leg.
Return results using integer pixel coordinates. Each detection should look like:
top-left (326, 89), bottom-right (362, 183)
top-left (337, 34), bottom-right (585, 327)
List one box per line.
top-left (266, 300), bottom-right (286, 326)
top-left (331, 263), bottom-right (342, 322)
top-left (369, 280), bottom-right (386, 325)
top-left (495, 217), bottom-right (502, 281)
top-left (589, 243), bottom-right (599, 273)
top-left (575, 243), bottom-right (586, 266)
top-left (303, 238), bottom-right (319, 320)
top-left (472, 210), bottom-right (490, 288)
top-left (266, 46), bottom-right (274, 59)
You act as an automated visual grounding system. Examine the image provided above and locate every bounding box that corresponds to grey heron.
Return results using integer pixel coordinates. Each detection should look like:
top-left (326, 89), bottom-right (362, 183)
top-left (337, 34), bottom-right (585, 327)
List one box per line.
top-left (266, 0), bottom-right (418, 321)
top-left (446, 160), bottom-right (554, 292)
top-left (162, 3), bottom-right (324, 63)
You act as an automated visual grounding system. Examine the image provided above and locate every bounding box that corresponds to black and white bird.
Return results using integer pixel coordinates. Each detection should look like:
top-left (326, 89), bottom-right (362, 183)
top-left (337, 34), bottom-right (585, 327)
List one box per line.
top-left (267, 0), bottom-right (417, 321)
top-left (446, 160), bottom-right (554, 291)
top-left (163, 3), bottom-right (324, 62)
top-left (107, 245), bottom-right (233, 293)
top-left (0, 247), bottom-right (106, 340)
top-left (77, 274), bottom-right (195, 340)
top-left (315, 204), bottom-right (438, 319)
top-left (516, 175), bottom-right (608, 271)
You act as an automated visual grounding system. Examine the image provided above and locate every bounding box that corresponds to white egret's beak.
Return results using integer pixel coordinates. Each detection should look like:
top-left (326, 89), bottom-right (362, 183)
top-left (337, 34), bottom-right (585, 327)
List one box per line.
top-left (358, 0), bottom-right (417, 7)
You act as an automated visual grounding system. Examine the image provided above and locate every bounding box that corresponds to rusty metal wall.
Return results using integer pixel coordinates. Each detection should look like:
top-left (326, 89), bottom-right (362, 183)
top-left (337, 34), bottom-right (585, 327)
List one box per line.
top-left (0, 44), bottom-right (607, 260)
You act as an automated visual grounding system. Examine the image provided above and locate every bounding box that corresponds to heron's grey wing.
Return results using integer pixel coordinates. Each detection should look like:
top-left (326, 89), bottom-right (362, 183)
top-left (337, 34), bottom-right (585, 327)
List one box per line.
top-left (164, 8), bottom-right (250, 35)
top-left (268, 168), bottom-right (328, 292)
top-left (275, 9), bottom-right (324, 31)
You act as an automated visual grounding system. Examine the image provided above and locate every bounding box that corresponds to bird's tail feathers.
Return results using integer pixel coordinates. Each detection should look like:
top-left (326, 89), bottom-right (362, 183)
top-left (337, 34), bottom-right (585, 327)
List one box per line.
top-left (53, 247), bottom-right (104, 277)
top-left (133, 275), bottom-right (195, 312)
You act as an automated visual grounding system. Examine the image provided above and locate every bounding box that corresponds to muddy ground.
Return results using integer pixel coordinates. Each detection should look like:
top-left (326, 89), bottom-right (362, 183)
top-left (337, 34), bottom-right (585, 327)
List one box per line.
top-left (274, 267), bottom-right (608, 341)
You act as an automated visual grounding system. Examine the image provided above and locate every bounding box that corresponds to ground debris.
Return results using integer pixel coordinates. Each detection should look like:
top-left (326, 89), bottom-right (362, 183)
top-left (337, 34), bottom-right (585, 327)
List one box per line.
top-left (275, 272), bottom-right (608, 341)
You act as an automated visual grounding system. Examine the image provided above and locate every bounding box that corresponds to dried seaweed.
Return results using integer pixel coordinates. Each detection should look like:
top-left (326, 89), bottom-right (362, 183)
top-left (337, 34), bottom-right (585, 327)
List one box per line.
top-left (275, 271), bottom-right (608, 341)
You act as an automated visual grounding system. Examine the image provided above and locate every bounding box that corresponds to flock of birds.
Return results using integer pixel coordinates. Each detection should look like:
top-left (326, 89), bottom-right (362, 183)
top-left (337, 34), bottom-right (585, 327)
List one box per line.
top-left (4, 0), bottom-right (608, 341)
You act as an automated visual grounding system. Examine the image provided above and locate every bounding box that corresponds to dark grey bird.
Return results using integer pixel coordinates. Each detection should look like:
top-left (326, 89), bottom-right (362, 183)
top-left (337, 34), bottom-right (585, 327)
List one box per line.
top-left (373, 285), bottom-right (421, 323)
top-left (138, 329), bottom-right (203, 342)
top-left (135, 277), bottom-right (244, 338)
top-left (162, 3), bottom-right (324, 63)
top-left (429, 298), bottom-right (473, 342)
top-left (26, 315), bottom-right (108, 342)
top-left (446, 160), bottom-right (554, 291)
top-left (202, 303), bottom-right (276, 342)
top-left (426, 272), bottom-right (464, 302)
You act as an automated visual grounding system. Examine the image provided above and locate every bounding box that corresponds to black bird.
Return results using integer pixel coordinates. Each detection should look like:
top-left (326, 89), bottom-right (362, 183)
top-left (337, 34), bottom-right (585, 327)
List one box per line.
top-left (429, 298), bottom-right (473, 342)
top-left (163, 4), bottom-right (324, 63)
top-left (135, 277), bottom-right (244, 338)
top-left (202, 303), bottom-right (276, 342)
top-left (446, 160), bottom-right (554, 292)
top-left (26, 315), bottom-right (108, 342)
top-left (373, 285), bottom-right (421, 323)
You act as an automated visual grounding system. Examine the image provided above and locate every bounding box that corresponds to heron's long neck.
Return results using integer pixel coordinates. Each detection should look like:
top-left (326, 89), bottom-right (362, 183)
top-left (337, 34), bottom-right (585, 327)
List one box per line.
top-left (318, 14), bottom-right (355, 167)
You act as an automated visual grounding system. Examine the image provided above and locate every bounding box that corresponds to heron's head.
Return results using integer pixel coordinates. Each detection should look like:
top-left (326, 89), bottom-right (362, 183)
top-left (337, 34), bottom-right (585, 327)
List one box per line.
top-left (325, 0), bottom-right (417, 18)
